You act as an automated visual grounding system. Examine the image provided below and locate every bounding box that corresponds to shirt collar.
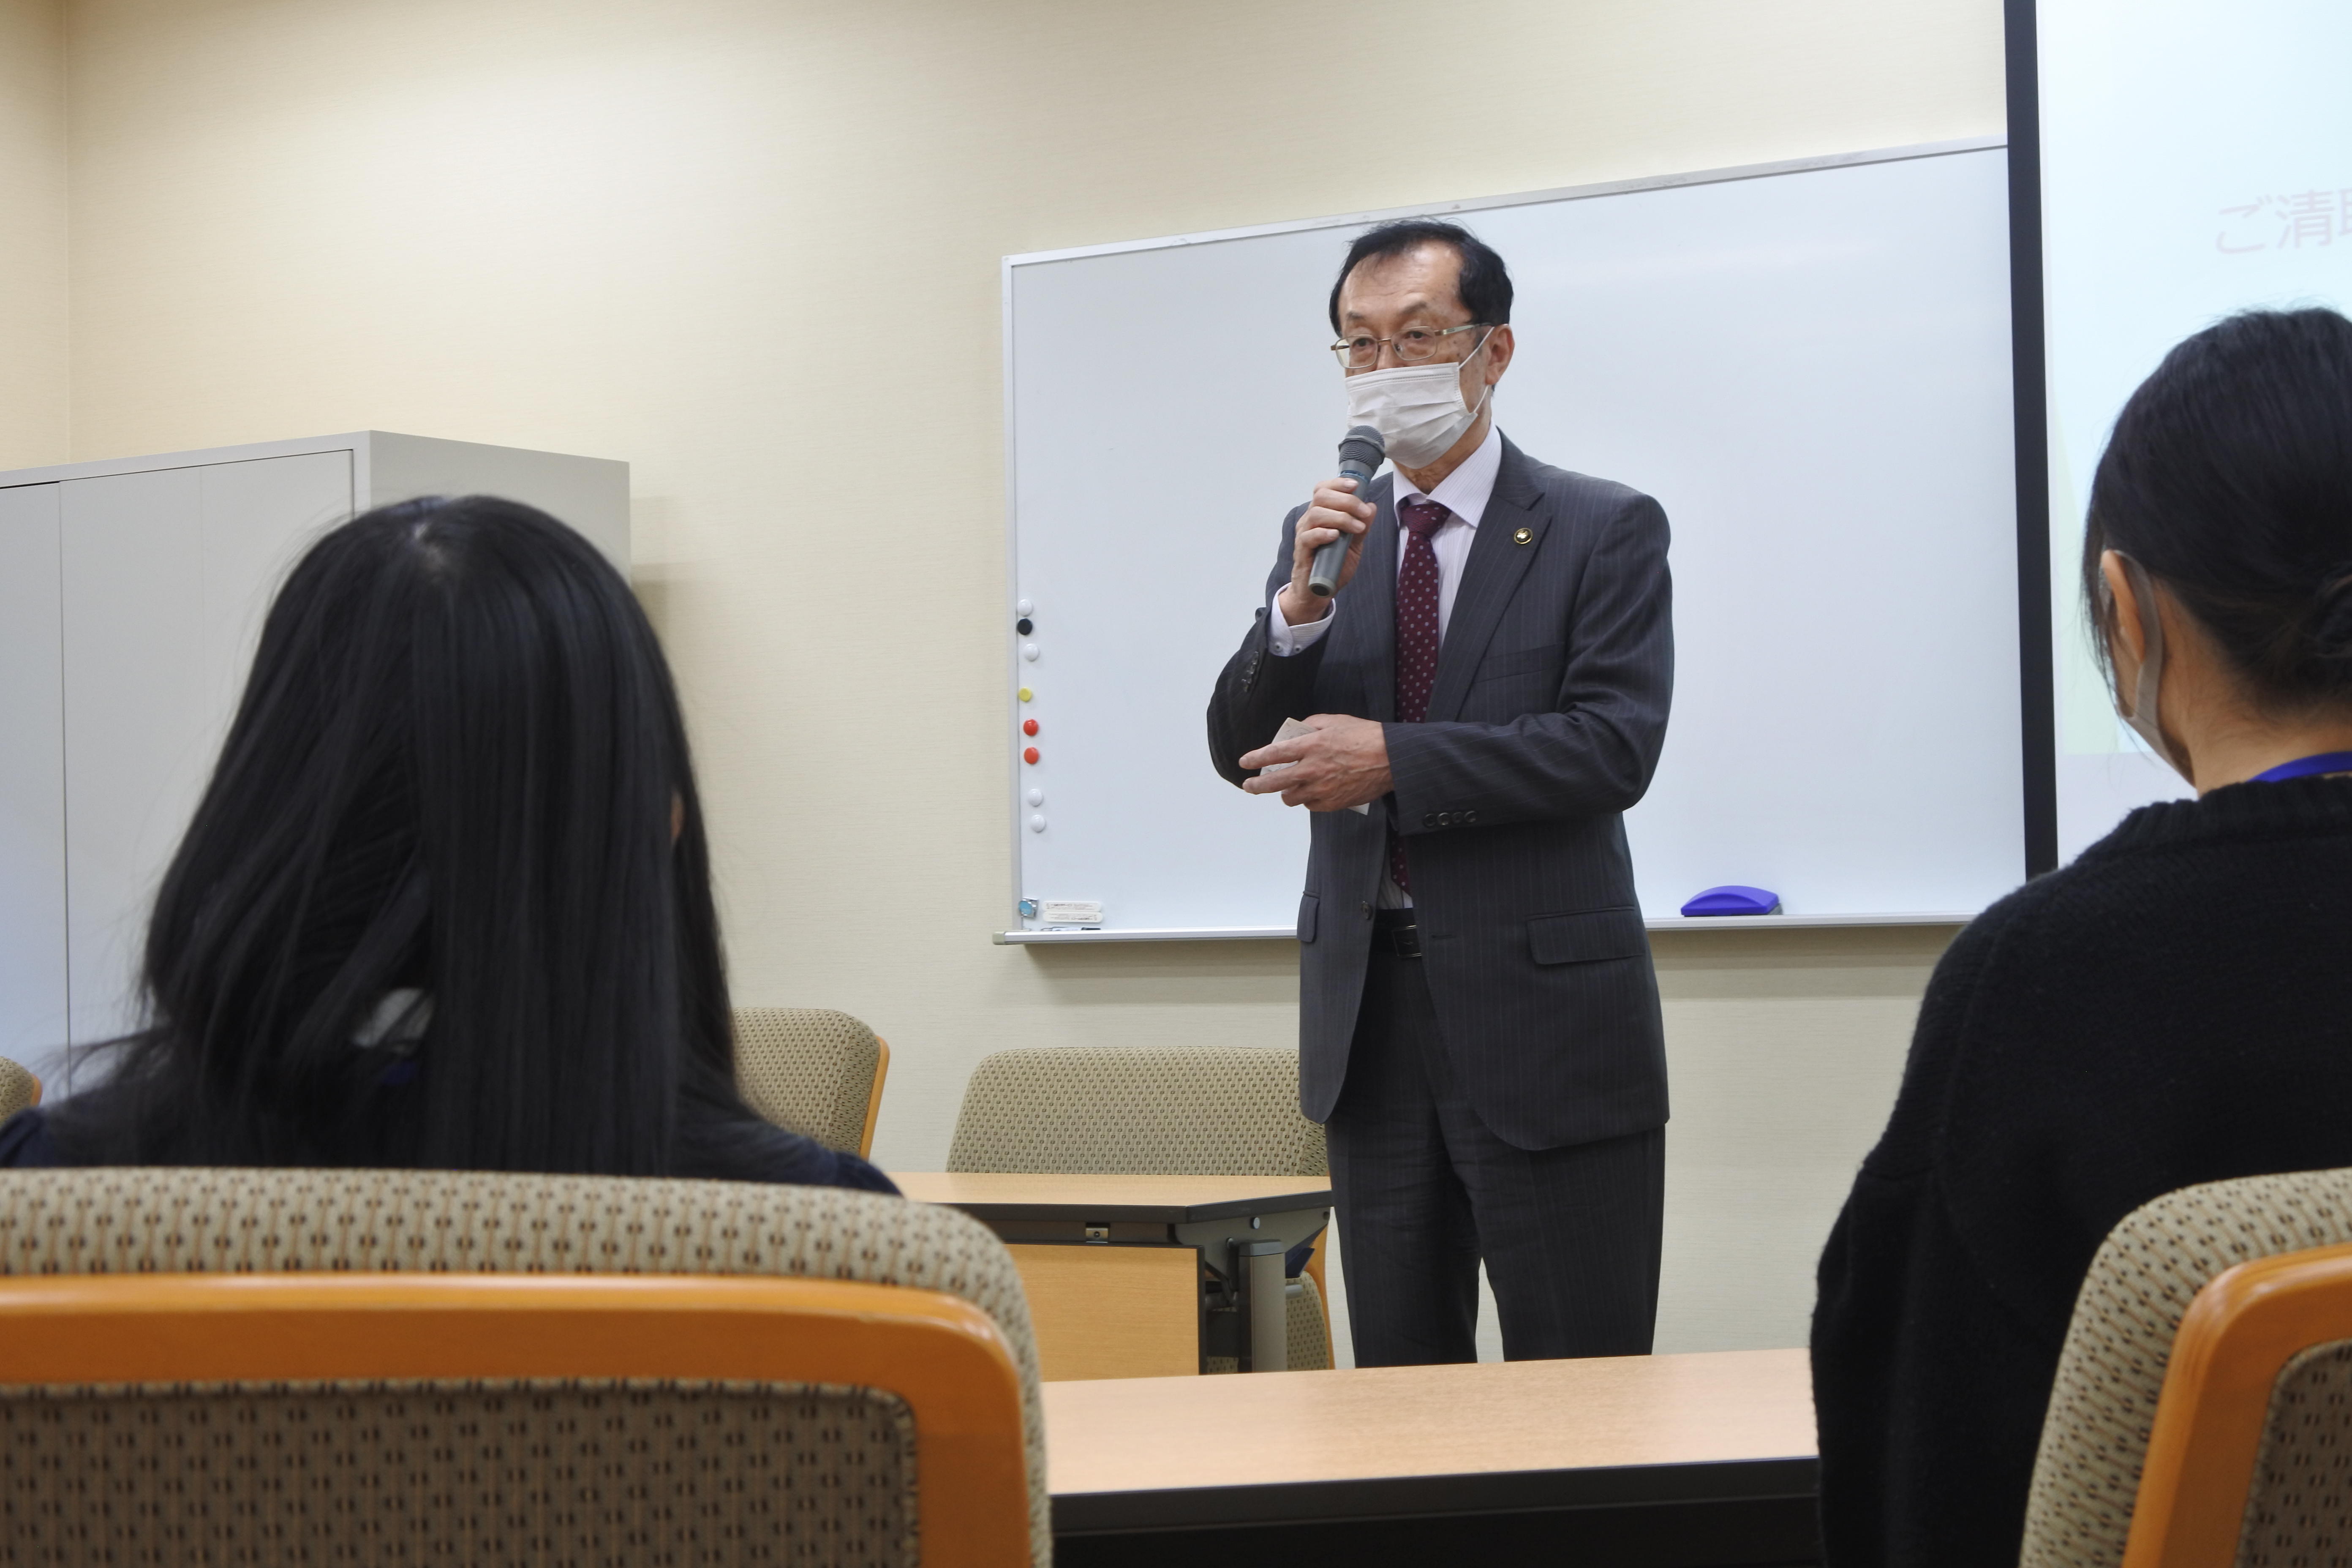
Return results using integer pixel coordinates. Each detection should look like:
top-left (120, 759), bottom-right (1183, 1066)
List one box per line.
top-left (1392, 423), bottom-right (1503, 531)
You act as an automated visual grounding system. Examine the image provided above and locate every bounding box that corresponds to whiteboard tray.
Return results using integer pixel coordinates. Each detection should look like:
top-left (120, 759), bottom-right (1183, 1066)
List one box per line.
top-left (994, 912), bottom-right (1974, 943)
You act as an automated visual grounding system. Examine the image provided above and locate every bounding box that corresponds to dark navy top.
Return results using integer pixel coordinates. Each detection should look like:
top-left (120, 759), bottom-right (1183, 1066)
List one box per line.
top-left (0, 1110), bottom-right (57, 1168)
top-left (0, 1106), bottom-right (896, 1194)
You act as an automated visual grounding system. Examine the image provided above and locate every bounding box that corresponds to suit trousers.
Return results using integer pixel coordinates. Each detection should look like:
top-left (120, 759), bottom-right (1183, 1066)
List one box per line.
top-left (1326, 948), bottom-right (1665, 1367)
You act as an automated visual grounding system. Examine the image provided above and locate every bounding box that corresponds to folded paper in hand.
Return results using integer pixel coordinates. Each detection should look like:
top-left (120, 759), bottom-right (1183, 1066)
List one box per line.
top-left (1259, 718), bottom-right (1372, 814)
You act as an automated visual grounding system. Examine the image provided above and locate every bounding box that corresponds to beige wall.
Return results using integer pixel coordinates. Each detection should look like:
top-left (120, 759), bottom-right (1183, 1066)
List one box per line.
top-left (46, 0), bottom-right (1998, 1351)
top-left (0, 0), bottom-right (68, 469)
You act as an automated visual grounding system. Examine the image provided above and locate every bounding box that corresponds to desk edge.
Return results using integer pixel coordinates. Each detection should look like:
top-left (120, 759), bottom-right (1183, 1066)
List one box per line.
top-left (921, 1191), bottom-right (1334, 1224)
top-left (1049, 1453), bottom-right (1819, 1535)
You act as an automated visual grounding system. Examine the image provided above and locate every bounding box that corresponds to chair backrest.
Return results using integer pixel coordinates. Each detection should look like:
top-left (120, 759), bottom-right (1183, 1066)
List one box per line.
top-left (735, 1006), bottom-right (890, 1157)
top-left (946, 1046), bottom-right (1325, 1176)
top-left (2115, 1240), bottom-right (2352, 1568)
top-left (0, 1168), bottom-right (1049, 1567)
top-left (0, 1057), bottom-right (39, 1121)
top-left (0, 1271), bottom-right (1028, 1567)
top-left (2022, 1167), bottom-right (2352, 1568)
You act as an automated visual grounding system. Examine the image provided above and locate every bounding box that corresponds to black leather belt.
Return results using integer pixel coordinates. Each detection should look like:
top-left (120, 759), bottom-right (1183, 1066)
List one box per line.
top-left (1370, 908), bottom-right (1422, 959)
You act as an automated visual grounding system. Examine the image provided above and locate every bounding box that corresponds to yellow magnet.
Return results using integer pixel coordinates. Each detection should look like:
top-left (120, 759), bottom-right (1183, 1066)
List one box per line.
top-left (1018, 687), bottom-right (1033, 702)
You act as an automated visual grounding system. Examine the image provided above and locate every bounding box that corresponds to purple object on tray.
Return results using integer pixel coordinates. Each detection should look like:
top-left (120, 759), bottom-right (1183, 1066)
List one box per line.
top-left (1680, 885), bottom-right (1782, 917)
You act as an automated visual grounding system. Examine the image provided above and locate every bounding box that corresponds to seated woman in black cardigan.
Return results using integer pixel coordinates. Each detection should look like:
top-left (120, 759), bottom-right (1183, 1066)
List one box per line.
top-left (1813, 306), bottom-right (2352, 1565)
top-left (0, 495), bottom-right (891, 1193)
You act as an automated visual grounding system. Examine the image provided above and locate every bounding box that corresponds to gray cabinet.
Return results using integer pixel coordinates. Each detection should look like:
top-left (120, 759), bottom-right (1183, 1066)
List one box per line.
top-left (0, 432), bottom-right (628, 1089)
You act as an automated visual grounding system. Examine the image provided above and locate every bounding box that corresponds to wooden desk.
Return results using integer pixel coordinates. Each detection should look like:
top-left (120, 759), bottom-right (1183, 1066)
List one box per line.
top-left (892, 1173), bottom-right (1331, 1382)
top-left (1045, 1348), bottom-right (1819, 1567)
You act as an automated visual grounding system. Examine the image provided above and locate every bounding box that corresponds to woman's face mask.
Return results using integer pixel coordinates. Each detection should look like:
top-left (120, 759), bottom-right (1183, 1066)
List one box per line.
top-left (1343, 328), bottom-right (1496, 468)
top-left (2101, 553), bottom-right (2189, 778)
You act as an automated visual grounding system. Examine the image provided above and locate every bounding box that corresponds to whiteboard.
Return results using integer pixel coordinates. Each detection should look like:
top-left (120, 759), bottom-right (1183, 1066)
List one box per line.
top-left (1003, 140), bottom-right (2023, 939)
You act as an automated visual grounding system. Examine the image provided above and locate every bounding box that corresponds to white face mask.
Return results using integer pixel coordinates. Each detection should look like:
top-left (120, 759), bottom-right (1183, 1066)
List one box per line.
top-left (2102, 554), bottom-right (2188, 778)
top-left (1343, 329), bottom-right (1495, 468)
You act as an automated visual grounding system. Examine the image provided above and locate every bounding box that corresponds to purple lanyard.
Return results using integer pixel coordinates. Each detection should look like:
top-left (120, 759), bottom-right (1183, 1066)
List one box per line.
top-left (2249, 751), bottom-right (2352, 784)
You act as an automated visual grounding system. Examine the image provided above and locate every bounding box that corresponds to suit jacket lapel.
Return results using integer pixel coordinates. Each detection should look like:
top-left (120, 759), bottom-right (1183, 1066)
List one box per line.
top-left (1426, 435), bottom-right (1550, 723)
top-left (1348, 474), bottom-right (1399, 721)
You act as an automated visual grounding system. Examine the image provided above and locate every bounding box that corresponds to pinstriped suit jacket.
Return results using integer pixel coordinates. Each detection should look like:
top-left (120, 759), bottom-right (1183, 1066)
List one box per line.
top-left (1206, 434), bottom-right (1673, 1151)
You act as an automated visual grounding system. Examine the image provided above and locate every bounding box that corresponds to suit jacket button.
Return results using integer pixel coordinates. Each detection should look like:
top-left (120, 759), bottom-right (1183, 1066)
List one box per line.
top-left (1422, 814), bottom-right (1438, 829)
top-left (1463, 810), bottom-right (1478, 825)
top-left (1359, 901), bottom-right (1372, 919)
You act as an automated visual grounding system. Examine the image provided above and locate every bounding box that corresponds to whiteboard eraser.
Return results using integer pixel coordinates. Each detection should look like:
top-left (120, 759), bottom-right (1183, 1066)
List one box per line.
top-left (1038, 900), bottom-right (1103, 925)
top-left (1680, 885), bottom-right (1781, 916)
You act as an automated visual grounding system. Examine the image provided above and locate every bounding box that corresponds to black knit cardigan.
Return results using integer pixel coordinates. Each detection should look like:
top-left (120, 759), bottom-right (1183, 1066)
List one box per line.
top-left (1813, 773), bottom-right (2352, 1565)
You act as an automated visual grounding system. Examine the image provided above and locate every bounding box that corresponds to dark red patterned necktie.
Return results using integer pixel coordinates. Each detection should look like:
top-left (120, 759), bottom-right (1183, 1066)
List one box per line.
top-left (1389, 498), bottom-right (1450, 896)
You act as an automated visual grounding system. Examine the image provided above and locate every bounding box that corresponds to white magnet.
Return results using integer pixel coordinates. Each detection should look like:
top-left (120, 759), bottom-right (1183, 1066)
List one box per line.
top-left (1017, 598), bottom-right (1034, 616)
top-left (1029, 814), bottom-right (1047, 832)
top-left (1022, 642), bottom-right (1039, 662)
top-left (1027, 788), bottom-right (1044, 807)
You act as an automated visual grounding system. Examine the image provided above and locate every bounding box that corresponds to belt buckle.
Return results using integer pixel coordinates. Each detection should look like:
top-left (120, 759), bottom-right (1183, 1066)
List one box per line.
top-left (1391, 920), bottom-right (1422, 959)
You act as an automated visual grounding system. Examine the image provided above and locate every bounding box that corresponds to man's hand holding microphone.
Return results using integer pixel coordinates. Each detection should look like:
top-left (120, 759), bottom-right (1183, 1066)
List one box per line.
top-left (1243, 425), bottom-right (1395, 810)
top-left (1277, 424), bottom-right (1386, 623)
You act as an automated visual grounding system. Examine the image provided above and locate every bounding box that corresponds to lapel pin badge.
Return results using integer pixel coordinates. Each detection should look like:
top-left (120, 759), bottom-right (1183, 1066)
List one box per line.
top-left (1513, 527), bottom-right (1533, 545)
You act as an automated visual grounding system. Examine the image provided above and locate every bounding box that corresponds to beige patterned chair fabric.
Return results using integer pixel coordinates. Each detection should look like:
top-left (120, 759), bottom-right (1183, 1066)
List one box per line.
top-left (1288, 1274), bottom-right (1333, 1371)
top-left (2020, 1167), bottom-right (2352, 1568)
top-left (947, 1046), bottom-right (1325, 1176)
top-left (2239, 1337), bottom-right (2352, 1565)
top-left (0, 1059), bottom-right (37, 1122)
top-left (735, 1007), bottom-right (886, 1155)
top-left (949, 1046), bottom-right (1331, 1372)
top-left (0, 1168), bottom-right (1051, 1568)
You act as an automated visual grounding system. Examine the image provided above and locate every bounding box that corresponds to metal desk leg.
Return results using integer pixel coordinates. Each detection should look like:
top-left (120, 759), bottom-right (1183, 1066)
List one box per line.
top-left (1238, 1238), bottom-right (1287, 1372)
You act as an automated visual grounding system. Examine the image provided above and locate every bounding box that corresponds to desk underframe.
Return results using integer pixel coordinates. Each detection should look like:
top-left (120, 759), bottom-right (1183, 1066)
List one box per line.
top-left (980, 1206), bottom-right (1328, 1377)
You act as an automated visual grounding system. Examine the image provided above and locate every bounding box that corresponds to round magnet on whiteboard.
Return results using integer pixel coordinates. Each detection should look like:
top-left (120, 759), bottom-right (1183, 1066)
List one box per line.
top-left (1022, 719), bottom-right (1038, 736)
top-left (1022, 642), bottom-right (1039, 662)
top-left (1027, 787), bottom-right (1043, 806)
top-left (1029, 814), bottom-right (1047, 833)
top-left (1017, 598), bottom-right (1034, 617)
top-left (1023, 746), bottom-right (1040, 764)
top-left (1016, 617), bottom-right (1034, 635)
top-left (1018, 898), bottom-right (1038, 918)
top-left (1018, 687), bottom-right (1032, 702)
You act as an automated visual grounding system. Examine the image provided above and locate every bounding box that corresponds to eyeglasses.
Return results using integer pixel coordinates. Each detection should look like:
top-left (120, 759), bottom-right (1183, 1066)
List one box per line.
top-left (1329, 322), bottom-right (1489, 372)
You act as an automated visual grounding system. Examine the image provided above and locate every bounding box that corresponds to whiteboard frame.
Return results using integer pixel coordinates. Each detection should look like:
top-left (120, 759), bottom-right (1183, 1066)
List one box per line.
top-left (2005, 0), bottom-right (2061, 874)
top-left (999, 135), bottom-right (2011, 945)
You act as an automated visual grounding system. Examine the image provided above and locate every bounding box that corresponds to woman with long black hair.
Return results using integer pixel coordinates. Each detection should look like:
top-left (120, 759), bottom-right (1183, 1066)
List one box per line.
top-left (0, 495), bottom-right (889, 1190)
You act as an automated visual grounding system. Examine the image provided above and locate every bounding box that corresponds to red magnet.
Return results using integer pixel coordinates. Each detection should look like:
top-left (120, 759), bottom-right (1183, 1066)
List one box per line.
top-left (1023, 719), bottom-right (1039, 736)
top-left (1023, 747), bottom-right (1040, 765)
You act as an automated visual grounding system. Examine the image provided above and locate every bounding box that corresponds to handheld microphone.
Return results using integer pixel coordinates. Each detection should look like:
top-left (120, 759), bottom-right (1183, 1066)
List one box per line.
top-left (1308, 425), bottom-right (1386, 598)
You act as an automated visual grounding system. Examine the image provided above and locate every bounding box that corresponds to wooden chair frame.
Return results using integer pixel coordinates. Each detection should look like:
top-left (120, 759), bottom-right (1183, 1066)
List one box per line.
top-left (863, 1035), bottom-right (891, 1158)
top-left (0, 1271), bottom-right (1031, 1567)
top-left (1304, 1229), bottom-right (1331, 1345)
top-left (2123, 1239), bottom-right (2352, 1568)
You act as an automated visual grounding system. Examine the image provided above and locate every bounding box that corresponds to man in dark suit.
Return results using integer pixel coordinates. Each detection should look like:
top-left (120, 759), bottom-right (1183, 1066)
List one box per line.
top-left (1206, 220), bottom-right (1673, 1367)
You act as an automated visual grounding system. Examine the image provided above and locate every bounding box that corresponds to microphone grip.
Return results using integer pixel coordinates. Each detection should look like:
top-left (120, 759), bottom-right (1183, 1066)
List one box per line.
top-left (1307, 537), bottom-right (1346, 598)
top-left (1307, 462), bottom-right (1378, 598)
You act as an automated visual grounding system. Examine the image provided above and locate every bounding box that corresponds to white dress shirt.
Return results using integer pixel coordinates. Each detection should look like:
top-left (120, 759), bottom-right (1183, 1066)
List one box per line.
top-left (1265, 424), bottom-right (1503, 905)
